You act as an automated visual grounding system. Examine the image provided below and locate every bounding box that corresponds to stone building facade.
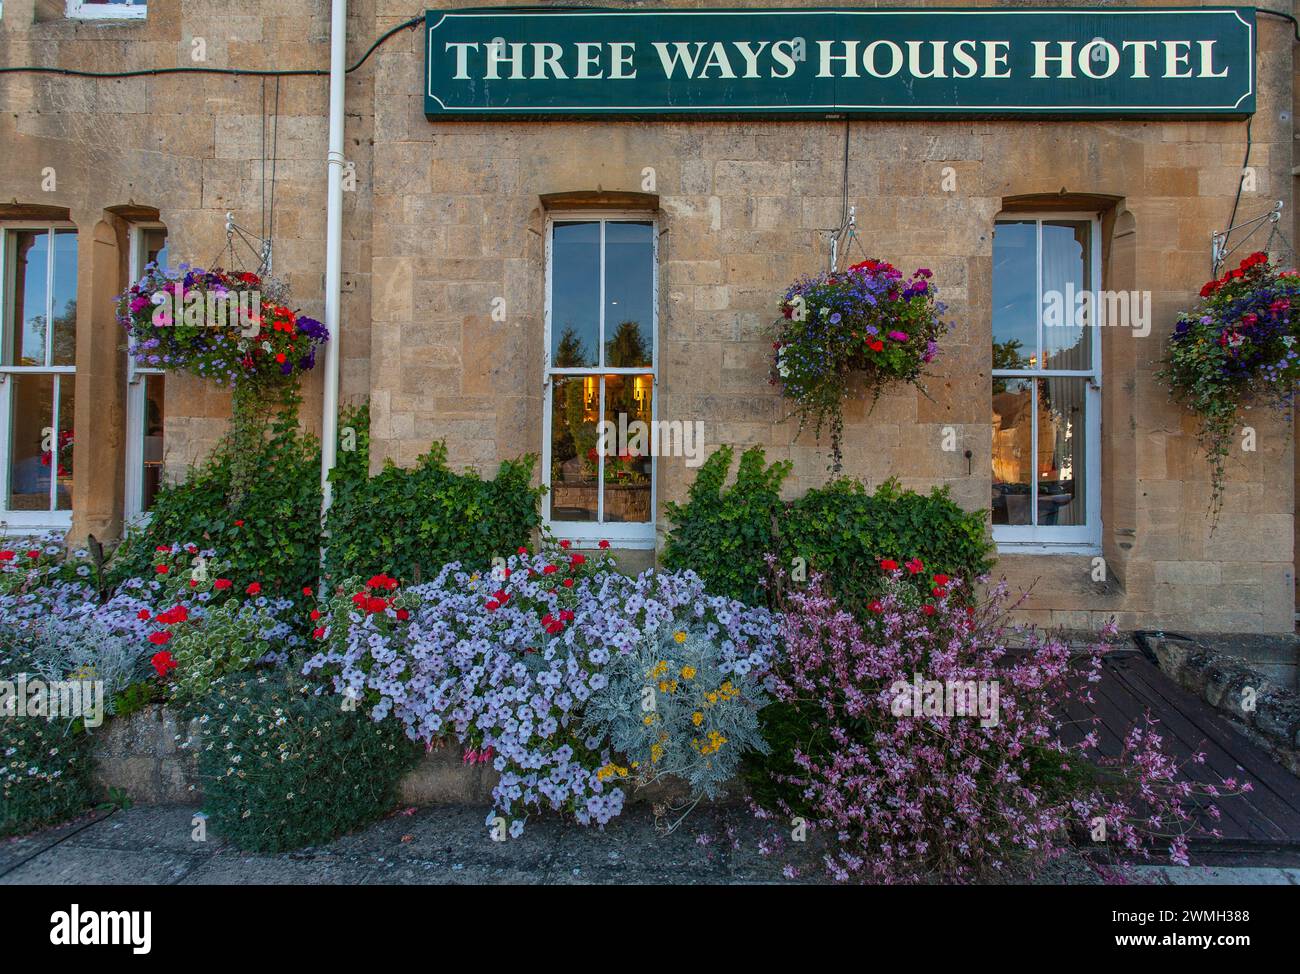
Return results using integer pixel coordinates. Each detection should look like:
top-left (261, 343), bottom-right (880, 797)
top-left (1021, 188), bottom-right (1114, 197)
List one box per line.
top-left (1, 0), bottom-right (1297, 632)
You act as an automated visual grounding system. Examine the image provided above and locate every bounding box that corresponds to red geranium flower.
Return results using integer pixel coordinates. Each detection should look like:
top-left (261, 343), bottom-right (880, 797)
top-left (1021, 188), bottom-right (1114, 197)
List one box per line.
top-left (214, 578), bottom-right (233, 590)
top-left (26, 551), bottom-right (39, 560)
top-left (559, 540), bottom-right (571, 549)
top-left (867, 600), bottom-right (883, 614)
top-left (563, 578), bottom-right (574, 588)
top-left (921, 604), bottom-right (936, 616)
top-left (148, 631), bottom-right (172, 646)
top-left (233, 519), bottom-right (244, 527)
top-left (570, 554), bottom-right (585, 568)
top-left (151, 650), bottom-right (177, 676)
top-left (312, 627), bottom-right (326, 640)
top-left (396, 608), bottom-right (410, 621)
top-left (933, 573), bottom-right (950, 586)
top-left (155, 545), bottom-right (170, 553)
top-left (598, 540), bottom-right (610, 549)
top-left (155, 564), bottom-right (169, 575)
top-left (303, 586), bottom-right (313, 597)
top-left (365, 596), bottom-right (387, 613)
top-left (0, 551), bottom-right (13, 561)
top-left (542, 565), bottom-right (558, 575)
top-left (246, 582), bottom-right (261, 596)
top-left (309, 609), bottom-right (322, 621)
top-left (137, 609), bottom-right (151, 620)
top-left (905, 558), bottom-right (924, 575)
top-left (879, 558), bottom-right (898, 571)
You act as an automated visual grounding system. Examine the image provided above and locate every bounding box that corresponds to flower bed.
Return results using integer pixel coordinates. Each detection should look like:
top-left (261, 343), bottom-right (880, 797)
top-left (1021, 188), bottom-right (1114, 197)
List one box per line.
top-left (304, 544), bottom-right (781, 835)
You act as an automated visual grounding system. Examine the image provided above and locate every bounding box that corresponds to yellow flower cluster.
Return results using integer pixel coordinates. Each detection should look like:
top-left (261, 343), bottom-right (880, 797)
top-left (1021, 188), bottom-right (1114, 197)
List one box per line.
top-left (596, 761), bottom-right (629, 781)
top-left (680, 665), bottom-right (696, 680)
top-left (691, 711), bottom-right (704, 727)
top-left (693, 730), bottom-right (727, 756)
top-left (704, 680), bottom-right (738, 707)
top-left (673, 631), bottom-right (687, 644)
top-left (650, 743), bottom-right (664, 764)
top-left (658, 679), bottom-right (679, 694)
top-left (649, 660), bottom-right (669, 679)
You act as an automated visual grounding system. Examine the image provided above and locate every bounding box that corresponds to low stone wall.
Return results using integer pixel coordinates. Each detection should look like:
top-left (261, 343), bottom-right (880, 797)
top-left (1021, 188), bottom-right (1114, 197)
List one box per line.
top-left (91, 705), bottom-right (693, 807)
top-left (1147, 635), bottom-right (1300, 777)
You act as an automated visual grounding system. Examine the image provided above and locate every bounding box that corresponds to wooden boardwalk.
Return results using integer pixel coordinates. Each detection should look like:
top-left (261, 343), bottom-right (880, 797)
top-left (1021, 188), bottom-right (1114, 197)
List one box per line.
top-left (1061, 650), bottom-right (1300, 849)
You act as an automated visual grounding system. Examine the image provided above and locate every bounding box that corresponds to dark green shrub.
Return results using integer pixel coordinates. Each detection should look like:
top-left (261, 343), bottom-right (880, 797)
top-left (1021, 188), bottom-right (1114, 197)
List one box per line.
top-left (0, 645), bottom-right (96, 837)
top-left (664, 446), bottom-right (994, 609)
top-left (325, 436), bottom-right (544, 583)
top-left (109, 402), bottom-right (326, 598)
top-left (195, 671), bottom-right (420, 853)
top-left (786, 477), bottom-right (994, 610)
top-left (662, 446), bottom-right (792, 604)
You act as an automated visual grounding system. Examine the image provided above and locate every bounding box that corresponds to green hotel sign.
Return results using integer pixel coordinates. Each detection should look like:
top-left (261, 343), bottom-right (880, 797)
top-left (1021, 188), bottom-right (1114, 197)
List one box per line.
top-left (424, 7), bottom-right (1255, 118)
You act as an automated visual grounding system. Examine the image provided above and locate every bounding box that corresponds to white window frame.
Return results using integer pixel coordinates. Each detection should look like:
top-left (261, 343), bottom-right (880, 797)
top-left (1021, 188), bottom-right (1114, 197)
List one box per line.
top-left (124, 223), bottom-right (166, 525)
top-left (67, 0), bottom-right (146, 21)
top-left (991, 211), bottom-right (1102, 553)
top-left (0, 223), bottom-right (77, 533)
top-left (542, 211), bottom-right (658, 548)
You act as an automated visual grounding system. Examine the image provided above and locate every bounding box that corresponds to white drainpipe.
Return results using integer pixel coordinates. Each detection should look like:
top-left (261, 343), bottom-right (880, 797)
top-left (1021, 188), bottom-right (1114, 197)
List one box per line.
top-left (320, 0), bottom-right (347, 542)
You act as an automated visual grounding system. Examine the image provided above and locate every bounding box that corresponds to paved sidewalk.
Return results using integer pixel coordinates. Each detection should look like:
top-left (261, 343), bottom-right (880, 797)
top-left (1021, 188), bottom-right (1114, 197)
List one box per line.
top-left (2, 804), bottom-right (1295, 885)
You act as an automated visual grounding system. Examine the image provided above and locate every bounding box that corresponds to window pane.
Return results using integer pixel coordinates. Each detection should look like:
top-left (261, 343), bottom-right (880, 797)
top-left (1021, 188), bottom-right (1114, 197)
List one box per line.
top-left (1038, 377), bottom-right (1087, 527)
top-left (142, 228), bottom-right (168, 270)
top-left (51, 230), bottom-right (78, 367)
top-left (601, 374), bottom-right (652, 523)
top-left (142, 373), bottom-right (165, 511)
top-left (604, 222), bottom-right (654, 368)
top-left (54, 374), bottom-right (74, 510)
top-left (1041, 221), bottom-right (1091, 371)
top-left (991, 221), bottom-right (1036, 370)
top-left (551, 222), bottom-right (599, 368)
top-left (549, 375), bottom-right (599, 522)
top-left (9, 230), bottom-right (50, 367)
top-left (991, 377), bottom-right (1033, 525)
top-left (8, 373), bottom-right (54, 511)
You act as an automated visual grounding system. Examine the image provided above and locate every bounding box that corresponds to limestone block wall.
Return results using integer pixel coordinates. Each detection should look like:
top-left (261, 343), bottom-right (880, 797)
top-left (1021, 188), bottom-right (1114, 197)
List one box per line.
top-left (0, 0), bottom-right (377, 540)
top-left (365, 1), bottom-right (1296, 632)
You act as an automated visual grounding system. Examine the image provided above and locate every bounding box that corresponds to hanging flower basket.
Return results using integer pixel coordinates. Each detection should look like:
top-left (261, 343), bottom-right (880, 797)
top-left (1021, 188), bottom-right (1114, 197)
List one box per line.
top-left (771, 258), bottom-right (949, 472)
top-left (116, 263), bottom-right (331, 509)
top-left (1158, 251), bottom-right (1300, 513)
top-left (118, 264), bottom-right (328, 389)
